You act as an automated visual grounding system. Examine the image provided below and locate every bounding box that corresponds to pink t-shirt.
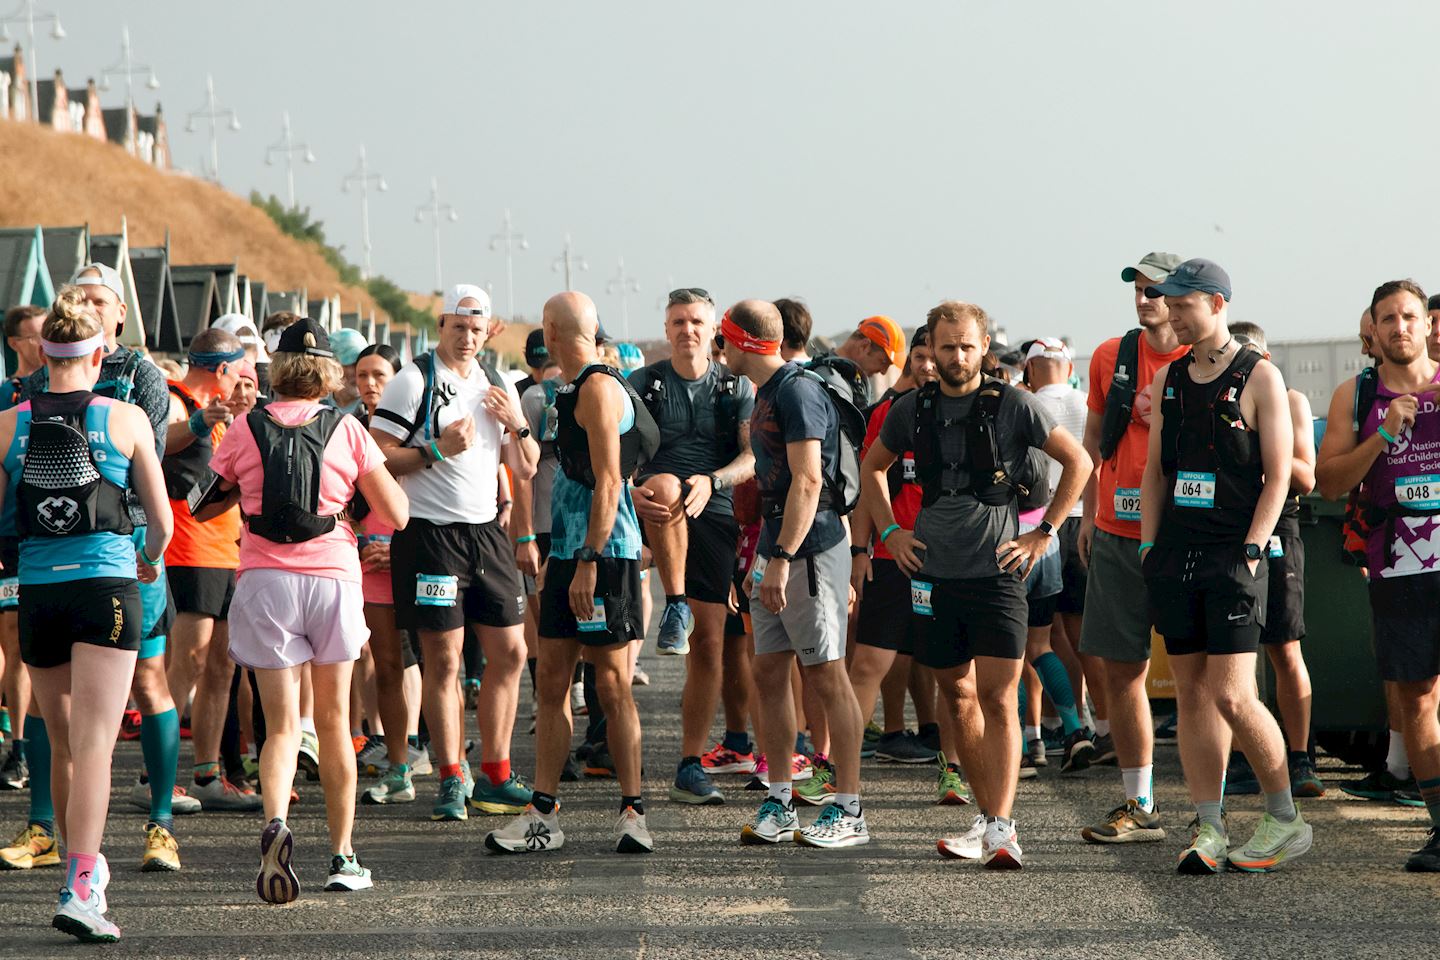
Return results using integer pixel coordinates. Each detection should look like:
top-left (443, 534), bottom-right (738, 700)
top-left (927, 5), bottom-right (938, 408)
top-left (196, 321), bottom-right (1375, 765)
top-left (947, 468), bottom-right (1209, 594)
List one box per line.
top-left (210, 401), bottom-right (386, 582)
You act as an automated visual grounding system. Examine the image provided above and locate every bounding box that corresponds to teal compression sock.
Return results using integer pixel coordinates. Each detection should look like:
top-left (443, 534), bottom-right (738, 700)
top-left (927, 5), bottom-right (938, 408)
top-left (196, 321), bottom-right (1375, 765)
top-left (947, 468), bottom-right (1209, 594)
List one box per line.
top-left (24, 716), bottom-right (53, 828)
top-left (141, 708), bottom-right (179, 825)
top-left (1034, 652), bottom-right (1082, 734)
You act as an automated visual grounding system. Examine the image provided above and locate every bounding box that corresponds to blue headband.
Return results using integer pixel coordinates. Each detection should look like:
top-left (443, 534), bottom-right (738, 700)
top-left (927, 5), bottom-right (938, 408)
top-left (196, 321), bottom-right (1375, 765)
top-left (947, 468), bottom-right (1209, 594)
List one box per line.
top-left (188, 347), bottom-right (246, 371)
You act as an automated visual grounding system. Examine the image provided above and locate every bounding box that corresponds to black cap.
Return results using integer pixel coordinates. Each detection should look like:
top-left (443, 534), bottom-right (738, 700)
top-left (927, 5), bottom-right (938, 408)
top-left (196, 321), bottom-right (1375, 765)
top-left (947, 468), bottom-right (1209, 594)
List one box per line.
top-left (525, 328), bottom-right (549, 367)
top-left (1427, 294), bottom-right (1440, 312)
top-left (909, 326), bottom-right (929, 350)
top-left (275, 317), bottom-right (333, 358)
top-left (1144, 258), bottom-right (1233, 302)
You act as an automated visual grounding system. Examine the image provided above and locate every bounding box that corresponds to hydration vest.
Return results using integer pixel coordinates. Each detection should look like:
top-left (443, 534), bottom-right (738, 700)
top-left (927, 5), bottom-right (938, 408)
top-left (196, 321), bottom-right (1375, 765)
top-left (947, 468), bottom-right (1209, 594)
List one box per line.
top-left (1341, 365), bottom-right (1382, 565)
top-left (636, 360), bottom-right (741, 463)
top-left (242, 406), bottom-right (345, 544)
top-left (1097, 328), bottom-right (1142, 462)
top-left (555, 364), bottom-right (661, 489)
top-left (15, 392), bottom-right (133, 539)
top-left (805, 354), bottom-right (871, 411)
top-left (372, 350), bottom-right (507, 447)
top-left (162, 382), bottom-right (216, 507)
top-left (911, 377), bottom-right (1049, 509)
top-left (757, 366), bottom-right (866, 520)
top-left (538, 378), bottom-right (561, 450)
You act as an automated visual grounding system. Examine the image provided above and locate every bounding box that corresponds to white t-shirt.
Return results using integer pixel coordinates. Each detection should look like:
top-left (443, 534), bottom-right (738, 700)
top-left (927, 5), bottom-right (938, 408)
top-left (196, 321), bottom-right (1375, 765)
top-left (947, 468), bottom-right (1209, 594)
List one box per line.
top-left (1031, 382), bottom-right (1088, 518)
top-left (371, 355), bottom-right (519, 524)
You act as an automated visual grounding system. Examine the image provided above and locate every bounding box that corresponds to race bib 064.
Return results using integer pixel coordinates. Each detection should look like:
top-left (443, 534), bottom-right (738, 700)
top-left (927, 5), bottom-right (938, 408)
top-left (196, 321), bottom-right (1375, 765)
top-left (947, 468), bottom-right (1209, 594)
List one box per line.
top-left (1174, 471), bottom-right (1216, 509)
top-left (911, 579), bottom-right (934, 617)
top-left (416, 574), bottom-right (458, 607)
top-left (1113, 487), bottom-right (1141, 521)
top-left (1395, 474), bottom-right (1440, 511)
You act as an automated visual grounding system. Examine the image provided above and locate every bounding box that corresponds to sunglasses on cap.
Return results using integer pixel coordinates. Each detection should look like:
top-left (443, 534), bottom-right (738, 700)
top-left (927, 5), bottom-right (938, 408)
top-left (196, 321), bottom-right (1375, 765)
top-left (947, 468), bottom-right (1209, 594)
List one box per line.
top-left (667, 287), bottom-right (713, 306)
top-left (449, 305), bottom-right (489, 318)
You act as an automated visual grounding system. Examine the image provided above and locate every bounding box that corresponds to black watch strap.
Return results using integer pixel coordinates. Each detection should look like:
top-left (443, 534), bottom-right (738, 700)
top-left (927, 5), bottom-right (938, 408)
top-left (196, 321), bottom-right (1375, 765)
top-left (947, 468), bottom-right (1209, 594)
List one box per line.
top-left (773, 547), bottom-right (796, 562)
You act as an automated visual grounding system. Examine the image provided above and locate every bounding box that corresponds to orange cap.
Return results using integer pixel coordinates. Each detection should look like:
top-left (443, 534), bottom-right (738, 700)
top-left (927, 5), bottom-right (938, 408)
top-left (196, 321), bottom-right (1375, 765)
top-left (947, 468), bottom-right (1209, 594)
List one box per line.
top-left (857, 315), bottom-right (904, 368)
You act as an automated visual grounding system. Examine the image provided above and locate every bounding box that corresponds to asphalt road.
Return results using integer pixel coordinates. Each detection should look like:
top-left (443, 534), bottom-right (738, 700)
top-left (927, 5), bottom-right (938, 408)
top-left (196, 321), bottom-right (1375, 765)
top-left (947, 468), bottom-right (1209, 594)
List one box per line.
top-left (1, 624), bottom-right (1437, 959)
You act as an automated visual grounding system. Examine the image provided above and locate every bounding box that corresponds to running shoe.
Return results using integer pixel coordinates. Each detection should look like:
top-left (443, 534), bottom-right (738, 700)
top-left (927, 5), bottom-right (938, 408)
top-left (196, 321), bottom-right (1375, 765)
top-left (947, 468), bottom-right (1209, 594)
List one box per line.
top-left (861, 722), bottom-right (881, 759)
top-left (432, 775), bottom-right (469, 821)
top-left (794, 761), bottom-right (836, 806)
top-left (470, 773), bottom-right (534, 815)
top-left (1289, 754), bottom-right (1325, 799)
top-left (745, 754), bottom-right (769, 791)
top-left (298, 731), bottom-right (321, 781)
top-left (570, 681), bottom-right (587, 716)
top-left (584, 744), bottom-right (616, 779)
top-left (1091, 732), bottom-right (1118, 765)
top-left (141, 822), bottom-right (181, 872)
top-left (1018, 752), bottom-right (1038, 780)
top-left (669, 761), bottom-right (724, 805)
top-left (1340, 768), bottom-right (1412, 801)
top-left (1405, 827), bottom-right (1440, 872)
top-left (257, 818), bottom-right (300, 904)
top-left (1026, 738), bottom-right (1048, 768)
top-left (701, 742), bottom-right (757, 775)
top-left (1177, 820), bottom-right (1229, 875)
top-left (485, 804), bottom-right (565, 854)
top-left (741, 798), bottom-right (799, 845)
top-left (656, 600), bottom-right (694, 656)
top-left (936, 762), bottom-right (973, 806)
top-left (356, 736), bottom-right (389, 775)
top-left (128, 780), bottom-right (201, 815)
top-left (325, 853), bottom-right (374, 891)
top-left (463, 678), bottom-right (481, 710)
top-left (0, 751), bottom-right (26, 790)
top-left (351, 734), bottom-right (368, 755)
top-left (1227, 810), bottom-right (1312, 872)
top-left (191, 775), bottom-right (263, 812)
top-left (1154, 713), bottom-right (1178, 745)
top-left (53, 886), bottom-right (119, 943)
top-left (874, 729), bottom-right (935, 764)
top-left (560, 754), bottom-right (581, 783)
top-left (0, 821), bottom-right (59, 869)
top-left (119, 709), bottom-right (142, 742)
top-left (615, 805), bottom-right (654, 853)
top-left (790, 754), bottom-right (814, 782)
top-left (361, 764), bottom-right (415, 805)
top-left (407, 743), bottom-right (433, 777)
top-left (1042, 725), bottom-right (1066, 756)
top-left (937, 814), bottom-right (987, 860)
top-left (632, 667), bottom-right (651, 686)
top-left (1061, 729), bottom-right (1097, 773)
top-left (1224, 753), bottom-right (1260, 795)
top-left (797, 803), bottom-right (869, 849)
top-left (982, 818), bottom-right (1023, 870)
top-left (1394, 783), bottom-right (1425, 807)
top-left (460, 760), bottom-right (475, 797)
top-left (1082, 800), bottom-right (1165, 844)
top-left (916, 725), bottom-right (941, 753)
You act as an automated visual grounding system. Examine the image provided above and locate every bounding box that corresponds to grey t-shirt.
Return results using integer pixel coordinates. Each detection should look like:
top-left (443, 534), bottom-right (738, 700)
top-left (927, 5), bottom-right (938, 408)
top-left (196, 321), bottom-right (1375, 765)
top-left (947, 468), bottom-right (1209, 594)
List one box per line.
top-left (521, 379), bottom-right (561, 535)
top-left (879, 384), bottom-right (1056, 580)
top-left (627, 360), bottom-right (755, 518)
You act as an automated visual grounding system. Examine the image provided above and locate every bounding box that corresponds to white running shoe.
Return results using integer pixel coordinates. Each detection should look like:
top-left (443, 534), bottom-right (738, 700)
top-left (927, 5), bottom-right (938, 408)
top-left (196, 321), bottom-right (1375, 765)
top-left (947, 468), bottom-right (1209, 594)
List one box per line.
top-left (52, 885), bottom-right (119, 943)
top-left (325, 853), bottom-right (374, 891)
top-left (982, 818), bottom-right (1023, 870)
top-left (937, 814), bottom-right (988, 860)
top-left (796, 803), bottom-right (870, 849)
top-left (484, 805), bottom-right (565, 854)
top-left (570, 681), bottom-right (587, 716)
top-left (298, 731), bottom-right (320, 781)
top-left (741, 797), bottom-right (800, 844)
top-left (357, 738), bottom-right (389, 775)
top-left (407, 743), bottom-right (433, 777)
top-left (190, 775), bottom-right (262, 812)
top-left (615, 806), bottom-right (654, 853)
top-left (127, 781), bottom-right (202, 815)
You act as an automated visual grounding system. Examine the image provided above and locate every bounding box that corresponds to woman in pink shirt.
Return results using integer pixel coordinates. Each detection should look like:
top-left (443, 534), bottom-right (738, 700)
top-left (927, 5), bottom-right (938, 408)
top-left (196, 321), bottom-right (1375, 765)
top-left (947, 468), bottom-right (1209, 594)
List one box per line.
top-left (201, 319), bottom-right (407, 903)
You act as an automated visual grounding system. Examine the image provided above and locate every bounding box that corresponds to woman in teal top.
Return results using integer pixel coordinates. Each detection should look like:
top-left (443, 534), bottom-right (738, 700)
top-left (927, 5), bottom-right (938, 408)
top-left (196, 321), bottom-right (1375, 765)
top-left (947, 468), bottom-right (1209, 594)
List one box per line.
top-left (0, 286), bottom-right (171, 943)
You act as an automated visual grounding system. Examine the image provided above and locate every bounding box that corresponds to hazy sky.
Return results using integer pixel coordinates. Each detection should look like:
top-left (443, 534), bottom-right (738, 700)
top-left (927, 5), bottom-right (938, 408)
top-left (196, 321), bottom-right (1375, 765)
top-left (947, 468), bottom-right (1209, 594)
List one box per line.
top-left (40, 1), bottom-right (1440, 351)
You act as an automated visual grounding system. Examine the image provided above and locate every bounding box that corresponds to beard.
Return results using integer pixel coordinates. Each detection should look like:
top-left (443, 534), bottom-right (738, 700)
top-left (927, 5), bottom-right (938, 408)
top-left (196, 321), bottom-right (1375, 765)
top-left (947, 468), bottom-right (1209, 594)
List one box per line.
top-left (1379, 337), bottom-right (1425, 366)
top-left (937, 358), bottom-right (980, 388)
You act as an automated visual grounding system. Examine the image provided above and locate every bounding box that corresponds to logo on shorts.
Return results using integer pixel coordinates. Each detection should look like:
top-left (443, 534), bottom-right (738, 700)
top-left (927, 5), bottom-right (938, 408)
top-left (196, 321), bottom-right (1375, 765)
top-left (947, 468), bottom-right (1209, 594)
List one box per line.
top-left (36, 496), bottom-right (80, 534)
top-left (110, 596), bottom-right (124, 642)
top-left (802, 647), bottom-right (815, 655)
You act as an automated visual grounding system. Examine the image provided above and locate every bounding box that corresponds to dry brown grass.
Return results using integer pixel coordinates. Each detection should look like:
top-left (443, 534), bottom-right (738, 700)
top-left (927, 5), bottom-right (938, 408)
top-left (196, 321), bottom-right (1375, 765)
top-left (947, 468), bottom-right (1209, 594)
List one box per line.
top-left (0, 120), bottom-right (379, 314)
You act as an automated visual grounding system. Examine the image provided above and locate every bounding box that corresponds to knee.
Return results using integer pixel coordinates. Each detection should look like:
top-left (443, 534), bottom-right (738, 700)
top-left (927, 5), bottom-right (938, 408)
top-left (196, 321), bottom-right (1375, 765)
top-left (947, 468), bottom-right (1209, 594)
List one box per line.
top-left (1213, 688), bottom-right (1251, 723)
top-left (977, 681), bottom-right (1014, 718)
top-left (423, 640), bottom-right (462, 680)
top-left (487, 636), bottom-right (527, 675)
top-left (593, 662), bottom-right (630, 703)
top-left (535, 662), bottom-right (574, 707)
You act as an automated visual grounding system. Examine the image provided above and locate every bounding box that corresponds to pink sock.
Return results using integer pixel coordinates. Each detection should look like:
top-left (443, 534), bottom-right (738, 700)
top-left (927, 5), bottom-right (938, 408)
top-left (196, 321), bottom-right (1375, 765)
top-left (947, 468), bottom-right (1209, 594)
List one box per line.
top-left (67, 852), bottom-right (97, 901)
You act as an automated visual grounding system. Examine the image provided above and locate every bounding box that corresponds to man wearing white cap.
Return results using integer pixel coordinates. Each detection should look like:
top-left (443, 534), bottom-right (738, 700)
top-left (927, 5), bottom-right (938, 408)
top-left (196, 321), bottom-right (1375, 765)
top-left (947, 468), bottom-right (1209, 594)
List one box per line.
top-left (371, 284), bottom-right (539, 823)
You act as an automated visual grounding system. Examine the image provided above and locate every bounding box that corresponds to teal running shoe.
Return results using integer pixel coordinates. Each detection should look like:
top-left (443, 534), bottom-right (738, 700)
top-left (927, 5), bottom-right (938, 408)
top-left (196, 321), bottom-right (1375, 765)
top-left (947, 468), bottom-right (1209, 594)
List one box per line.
top-left (469, 773), bottom-right (533, 815)
top-left (431, 776), bottom-right (468, 822)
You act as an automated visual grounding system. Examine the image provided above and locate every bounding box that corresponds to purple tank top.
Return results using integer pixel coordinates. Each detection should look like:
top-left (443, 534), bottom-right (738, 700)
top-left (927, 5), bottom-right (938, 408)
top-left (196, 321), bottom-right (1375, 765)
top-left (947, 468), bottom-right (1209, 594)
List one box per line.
top-left (1360, 367), bottom-right (1440, 578)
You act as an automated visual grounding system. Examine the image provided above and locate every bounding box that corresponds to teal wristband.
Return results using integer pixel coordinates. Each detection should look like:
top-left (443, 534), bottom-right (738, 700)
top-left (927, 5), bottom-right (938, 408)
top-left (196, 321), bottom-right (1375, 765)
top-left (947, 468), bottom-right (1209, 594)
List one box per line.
top-left (1378, 425), bottom-right (1397, 445)
top-left (187, 408), bottom-right (208, 438)
top-left (1138, 541), bottom-right (1155, 557)
top-left (879, 523), bottom-right (901, 543)
top-left (515, 534), bottom-right (537, 545)
top-left (142, 548), bottom-right (163, 566)
top-left (430, 440), bottom-right (445, 462)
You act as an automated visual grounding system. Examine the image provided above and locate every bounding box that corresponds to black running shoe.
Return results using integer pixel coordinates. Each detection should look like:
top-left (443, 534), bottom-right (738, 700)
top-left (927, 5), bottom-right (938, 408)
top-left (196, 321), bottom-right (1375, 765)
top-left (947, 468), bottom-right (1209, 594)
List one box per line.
top-left (1061, 730), bottom-right (1096, 773)
top-left (1406, 827), bottom-right (1440, 872)
top-left (1341, 768), bottom-right (1412, 802)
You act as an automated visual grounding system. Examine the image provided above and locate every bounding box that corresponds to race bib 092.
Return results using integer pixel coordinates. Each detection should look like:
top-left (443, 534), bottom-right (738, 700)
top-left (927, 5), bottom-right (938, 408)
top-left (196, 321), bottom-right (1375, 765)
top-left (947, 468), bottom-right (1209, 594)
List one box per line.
top-left (1113, 487), bottom-right (1141, 521)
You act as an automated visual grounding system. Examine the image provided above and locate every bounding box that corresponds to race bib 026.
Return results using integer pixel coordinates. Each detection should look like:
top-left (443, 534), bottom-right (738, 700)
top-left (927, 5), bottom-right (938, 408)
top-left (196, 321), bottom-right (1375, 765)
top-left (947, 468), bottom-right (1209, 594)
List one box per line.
top-left (1395, 474), bottom-right (1440, 511)
top-left (416, 573), bottom-right (458, 607)
top-left (911, 579), bottom-right (934, 617)
top-left (1113, 487), bottom-right (1141, 521)
top-left (578, 598), bottom-right (607, 633)
top-left (1173, 471), bottom-right (1216, 509)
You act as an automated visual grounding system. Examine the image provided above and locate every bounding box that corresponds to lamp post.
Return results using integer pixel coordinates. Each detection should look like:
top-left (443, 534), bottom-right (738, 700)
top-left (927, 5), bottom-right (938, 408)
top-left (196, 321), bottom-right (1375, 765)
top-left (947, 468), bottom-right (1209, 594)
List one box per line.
top-left (607, 256), bottom-right (640, 340)
top-left (265, 111), bottom-right (315, 209)
top-left (551, 233), bottom-right (587, 292)
top-left (489, 209), bottom-right (528, 321)
top-left (415, 176), bottom-right (458, 293)
top-left (184, 74), bottom-right (240, 183)
top-left (0, 0), bottom-right (63, 124)
top-left (341, 145), bottom-right (388, 281)
top-left (98, 24), bottom-right (157, 119)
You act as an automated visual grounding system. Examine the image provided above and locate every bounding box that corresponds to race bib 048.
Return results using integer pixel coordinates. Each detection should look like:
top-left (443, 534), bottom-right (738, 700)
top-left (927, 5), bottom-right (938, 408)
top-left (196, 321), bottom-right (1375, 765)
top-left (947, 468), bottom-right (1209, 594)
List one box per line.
top-left (1395, 474), bottom-right (1440, 511)
top-left (911, 579), bottom-right (934, 617)
top-left (1174, 471), bottom-right (1216, 509)
top-left (1113, 487), bottom-right (1141, 521)
top-left (578, 598), bottom-right (607, 633)
top-left (416, 574), bottom-right (458, 607)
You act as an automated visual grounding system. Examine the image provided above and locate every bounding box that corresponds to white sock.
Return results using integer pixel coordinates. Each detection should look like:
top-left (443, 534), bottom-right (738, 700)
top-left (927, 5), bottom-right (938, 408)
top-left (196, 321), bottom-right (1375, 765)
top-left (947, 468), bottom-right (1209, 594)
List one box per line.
top-left (1024, 725), bottom-right (1041, 743)
top-left (300, 717), bottom-right (316, 735)
top-left (1041, 716), bottom-right (1061, 732)
top-left (1387, 731), bottom-right (1409, 779)
top-left (1095, 718), bottom-right (1111, 737)
top-left (835, 792), bottom-right (861, 816)
top-left (1122, 765), bottom-right (1154, 812)
top-left (768, 782), bottom-right (793, 807)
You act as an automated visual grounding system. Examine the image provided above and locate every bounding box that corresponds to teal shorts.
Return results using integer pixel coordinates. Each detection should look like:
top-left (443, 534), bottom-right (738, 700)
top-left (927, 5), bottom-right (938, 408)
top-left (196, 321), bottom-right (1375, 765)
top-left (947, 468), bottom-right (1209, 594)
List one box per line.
top-left (131, 527), bottom-right (173, 660)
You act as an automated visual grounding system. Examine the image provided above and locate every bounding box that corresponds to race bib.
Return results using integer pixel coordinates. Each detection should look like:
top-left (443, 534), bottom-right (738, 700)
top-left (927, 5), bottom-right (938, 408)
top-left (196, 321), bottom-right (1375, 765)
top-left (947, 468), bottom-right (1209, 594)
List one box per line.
top-left (1173, 471), bottom-right (1216, 509)
top-left (578, 598), bottom-right (607, 633)
top-left (1268, 535), bottom-right (1284, 559)
top-left (911, 579), bottom-right (934, 616)
top-left (415, 573), bottom-right (458, 607)
top-left (1113, 487), bottom-right (1141, 522)
top-left (1395, 474), bottom-right (1440, 511)
top-left (751, 555), bottom-right (769, 586)
top-left (902, 456), bottom-right (916, 482)
top-left (0, 578), bottom-right (17, 607)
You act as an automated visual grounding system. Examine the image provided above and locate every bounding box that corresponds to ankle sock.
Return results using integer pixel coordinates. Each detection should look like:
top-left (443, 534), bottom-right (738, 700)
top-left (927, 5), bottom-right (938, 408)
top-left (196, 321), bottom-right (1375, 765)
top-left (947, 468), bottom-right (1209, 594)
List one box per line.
top-left (299, 717), bottom-right (316, 736)
top-left (1196, 800), bottom-right (1224, 832)
top-left (530, 791), bottom-right (558, 815)
top-left (140, 709), bottom-right (179, 825)
top-left (835, 792), bottom-right (860, 816)
top-left (148, 815), bottom-right (175, 832)
top-left (1024, 725), bottom-right (1041, 744)
top-left (23, 717), bottom-right (52, 825)
top-left (665, 594), bottom-right (686, 608)
top-left (679, 755), bottom-right (701, 770)
top-left (480, 758), bottom-right (511, 787)
top-left (1122, 765), bottom-right (1155, 813)
top-left (768, 782), bottom-right (793, 807)
top-left (1287, 749), bottom-right (1309, 765)
top-left (1387, 731), bottom-right (1409, 779)
top-left (66, 852), bottom-right (97, 901)
top-left (1265, 790), bottom-right (1298, 823)
top-left (194, 760), bottom-right (220, 785)
top-left (440, 763), bottom-right (463, 782)
top-left (917, 722), bottom-right (939, 741)
top-left (722, 730), bottom-right (751, 754)
top-left (1094, 718), bottom-right (1111, 737)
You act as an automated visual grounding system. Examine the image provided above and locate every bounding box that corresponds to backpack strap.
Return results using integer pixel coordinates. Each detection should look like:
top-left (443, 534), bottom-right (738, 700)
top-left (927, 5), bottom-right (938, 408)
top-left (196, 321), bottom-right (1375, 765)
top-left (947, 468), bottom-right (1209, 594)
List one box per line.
top-left (372, 350), bottom-right (436, 446)
top-left (1158, 354), bottom-right (1193, 476)
top-left (1098, 328), bottom-right (1142, 462)
top-left (1353, 364), bottom-right (1380, 434)
top-left (636, 361), bottom-right (669, 423)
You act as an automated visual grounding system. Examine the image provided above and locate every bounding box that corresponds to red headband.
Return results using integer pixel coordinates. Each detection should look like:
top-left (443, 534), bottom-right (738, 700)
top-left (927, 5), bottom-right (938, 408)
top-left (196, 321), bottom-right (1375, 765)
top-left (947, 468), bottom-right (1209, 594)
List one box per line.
top-left (720, 313), bottom-right (780, 356)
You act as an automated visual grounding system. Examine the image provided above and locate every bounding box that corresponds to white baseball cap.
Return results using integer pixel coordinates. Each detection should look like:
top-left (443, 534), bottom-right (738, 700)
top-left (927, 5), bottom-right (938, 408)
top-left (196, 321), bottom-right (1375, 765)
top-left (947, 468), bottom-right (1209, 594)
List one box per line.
top-left (442, 284), bottom-right (491, 319)
top-left (212, 313), bottom-right (270, 363)
top-left (1024, 337), bottom-right (1071, 364)
top-left (70, 262), bottom-right (125, 301)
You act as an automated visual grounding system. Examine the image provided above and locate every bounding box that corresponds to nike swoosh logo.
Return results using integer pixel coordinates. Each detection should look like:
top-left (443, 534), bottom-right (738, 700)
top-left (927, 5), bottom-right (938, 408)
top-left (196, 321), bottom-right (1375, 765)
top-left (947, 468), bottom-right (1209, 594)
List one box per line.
top-left (1227, 613), bottom-right (1246, 622)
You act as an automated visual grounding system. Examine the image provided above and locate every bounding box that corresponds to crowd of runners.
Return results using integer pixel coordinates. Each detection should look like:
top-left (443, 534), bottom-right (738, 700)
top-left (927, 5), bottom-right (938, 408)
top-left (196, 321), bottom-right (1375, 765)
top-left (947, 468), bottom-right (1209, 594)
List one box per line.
top-left (1, 253), bottom-right (1439, 943)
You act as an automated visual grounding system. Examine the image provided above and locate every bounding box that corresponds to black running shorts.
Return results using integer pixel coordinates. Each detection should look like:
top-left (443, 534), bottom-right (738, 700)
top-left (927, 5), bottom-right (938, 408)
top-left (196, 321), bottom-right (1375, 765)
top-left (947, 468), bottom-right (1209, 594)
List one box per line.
top-left (167, 565), bottom-right (236, 620)
top-left (856, 558), bottom-right (917, 655)
top-left (1056, 516), bottom-right (1087, 615)
top-left (539, 557), bottom-right (643, 647)
top-left (390, 519), bottom-right (526, 633)
top-left (1369, 571), bottom-right (1440, 682)
top-left (1261, 534), bottom-right (1305, 645)
top-left (913, 573), bottom-right (1027, 669)
top-left (21, 577), bottom-right (142, 668)
top-left (684, 512), bottom-right (741, 605)
top-left (1145, 541), bottom-right (1267, 657)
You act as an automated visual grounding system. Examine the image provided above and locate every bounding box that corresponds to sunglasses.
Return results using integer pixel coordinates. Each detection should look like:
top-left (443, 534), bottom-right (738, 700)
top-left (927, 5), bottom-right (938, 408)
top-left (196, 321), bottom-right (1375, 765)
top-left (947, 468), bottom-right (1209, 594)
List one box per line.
top-left (714, 334), bottom-right (726, 349)
top-left (667, 287), bottom-right (713, 306)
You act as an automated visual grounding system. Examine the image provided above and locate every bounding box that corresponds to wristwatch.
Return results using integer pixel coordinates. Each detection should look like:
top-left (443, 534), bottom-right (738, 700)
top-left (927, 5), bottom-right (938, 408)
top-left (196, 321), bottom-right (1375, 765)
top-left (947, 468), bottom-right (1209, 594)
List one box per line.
top-left (513, 426), bottom-right (532, 439)
top-left (1243, 542), bottom-right (1264, 561)
top-left (1037, 520), bottom-right (1056, 537)
top-left (707, 472), bottom-right (724, 492)
top-left (575, 545), bottom-right (600, 564)
top-left (850, 545), bottom-right (869, 558)
top-left (773, 547), bottom-right (797, 562)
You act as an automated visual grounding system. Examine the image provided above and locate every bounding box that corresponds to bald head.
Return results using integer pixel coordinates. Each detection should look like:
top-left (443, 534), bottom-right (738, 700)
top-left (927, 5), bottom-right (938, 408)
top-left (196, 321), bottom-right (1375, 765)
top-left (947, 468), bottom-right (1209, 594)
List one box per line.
top-left (727, 299), bottom-right (782, 342)
top-left (544, 291), bottom-right (598, 340)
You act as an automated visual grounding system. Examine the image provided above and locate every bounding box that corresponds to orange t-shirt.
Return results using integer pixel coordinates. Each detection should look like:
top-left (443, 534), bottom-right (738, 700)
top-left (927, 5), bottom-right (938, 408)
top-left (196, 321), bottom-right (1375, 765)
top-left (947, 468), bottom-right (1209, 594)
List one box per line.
top-left (164, 382), bottom-right (240, 569)
top-left (1087, 333), bottom-right (1190, 539)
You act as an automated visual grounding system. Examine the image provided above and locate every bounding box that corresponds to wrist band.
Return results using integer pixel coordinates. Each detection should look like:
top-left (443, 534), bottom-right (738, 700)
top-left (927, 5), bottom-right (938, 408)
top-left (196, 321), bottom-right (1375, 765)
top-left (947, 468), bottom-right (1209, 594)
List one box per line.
top-left (187, 408), bottom-right (208, 438)
top-left (515, 534), bottom-right (537, 545)
top-left (430, 440), bottom-right (445, 462)
top-left (1138, 541), bottom-right (1155, 557)
top-left (879, 523), bottom-right (901, 543)
top-left (1378, 425), bottom-right (1398, 445)
top-left (142, 549), bottom-right (162, 566)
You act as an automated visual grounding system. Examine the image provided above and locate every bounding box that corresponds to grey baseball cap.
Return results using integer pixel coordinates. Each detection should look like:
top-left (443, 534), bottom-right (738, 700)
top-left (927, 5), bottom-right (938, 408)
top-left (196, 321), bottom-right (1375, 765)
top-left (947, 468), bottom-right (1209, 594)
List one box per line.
top-left (69, 262), bottom-right (125, 301)
top-left (1120, 252), bottom-right (1182, 284)
top-left (1144, 258), bottom-right (1232, 302)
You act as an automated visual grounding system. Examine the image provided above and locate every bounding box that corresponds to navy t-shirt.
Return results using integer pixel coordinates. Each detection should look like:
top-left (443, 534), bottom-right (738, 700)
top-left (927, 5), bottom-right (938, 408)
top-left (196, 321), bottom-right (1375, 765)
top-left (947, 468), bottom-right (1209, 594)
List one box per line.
top-left (750, 362), bottom-right (845, 558)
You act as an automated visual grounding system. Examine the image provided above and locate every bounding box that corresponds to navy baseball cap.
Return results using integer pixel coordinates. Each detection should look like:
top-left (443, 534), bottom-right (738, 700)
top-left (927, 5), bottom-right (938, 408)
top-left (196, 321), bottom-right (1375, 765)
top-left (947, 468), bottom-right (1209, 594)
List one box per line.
top-left (1144, 258), bottom-right (1232, 302)
top-left (525, 328), bottom-right (549, 367)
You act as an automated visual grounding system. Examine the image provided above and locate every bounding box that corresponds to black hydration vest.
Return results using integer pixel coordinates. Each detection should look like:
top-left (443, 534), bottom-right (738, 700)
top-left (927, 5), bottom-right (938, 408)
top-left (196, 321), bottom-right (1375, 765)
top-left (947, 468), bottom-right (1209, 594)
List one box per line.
top-left (911, 377), bottom-right (1049, 509)
top-left (162, 384), bottom-right (216, 507)
top-left (242, 406), bottom-right (345, 544)
top-left (636, 360), bottom-right (742, 463)
top-left (16, 391), bottom-right (133, 539)
top-left (555, 364), bottom-right (661, 489)
top-left (1098, 328), bottom-right (1142, 462)
top-left (371, 350), bottom-right (507, 448)
top-left (757, 365), bottom-right (867, 520)
top-left (1158, 349), bottom-right (1264, 543)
